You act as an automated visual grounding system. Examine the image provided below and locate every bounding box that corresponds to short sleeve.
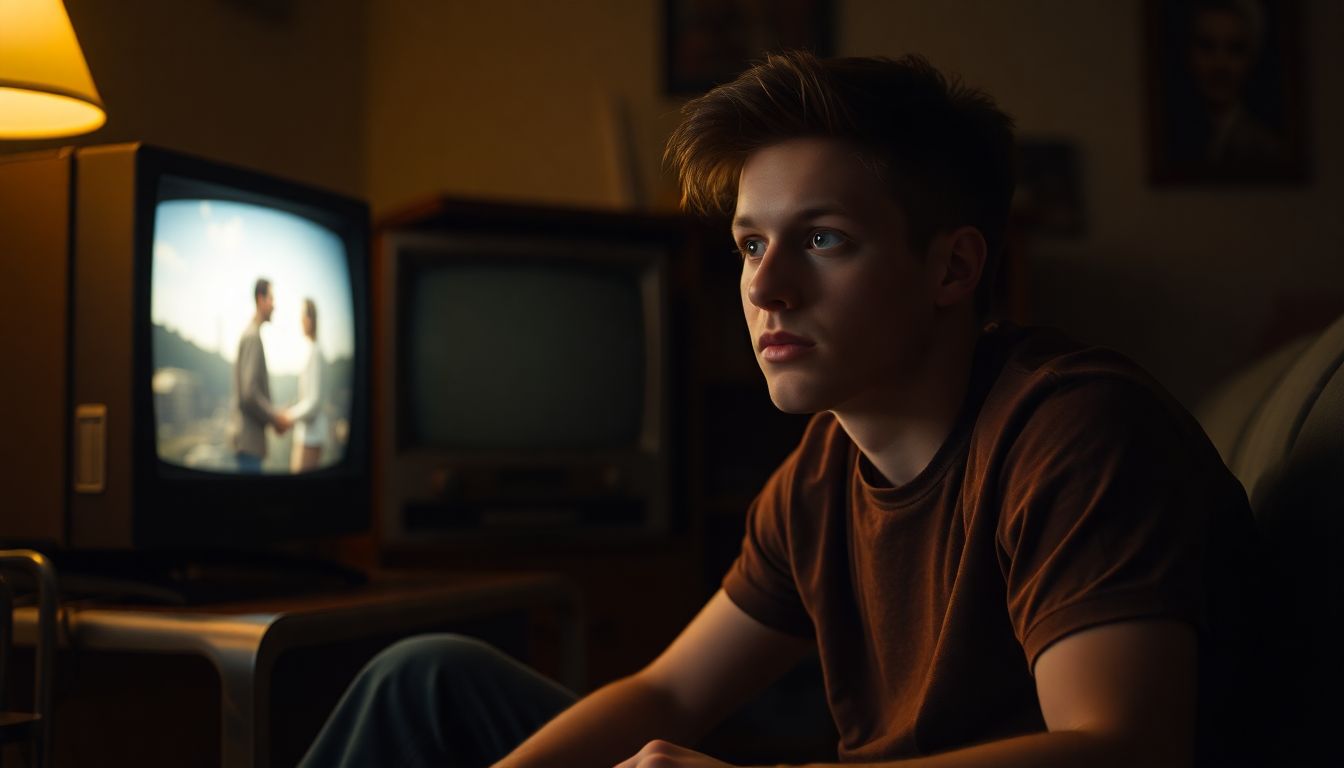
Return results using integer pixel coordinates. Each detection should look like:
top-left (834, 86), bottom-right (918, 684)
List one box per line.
top-left (997, 378), bottom-right (1214, 668)
top-left (722, 450), bottom-right (814, 638)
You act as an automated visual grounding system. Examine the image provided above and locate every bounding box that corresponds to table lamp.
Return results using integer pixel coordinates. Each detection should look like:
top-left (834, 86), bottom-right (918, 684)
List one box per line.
top-left (0, 0), bottom-right (105, 138)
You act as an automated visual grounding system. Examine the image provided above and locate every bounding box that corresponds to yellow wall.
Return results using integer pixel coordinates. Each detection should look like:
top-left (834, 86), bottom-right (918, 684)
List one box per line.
top-left (3, 0), bottom-right (369, 198)
top-left (364, 0), bottom-right (683, 214)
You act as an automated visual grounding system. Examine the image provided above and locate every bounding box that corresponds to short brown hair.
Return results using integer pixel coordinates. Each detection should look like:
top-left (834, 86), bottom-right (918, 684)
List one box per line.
top-left (665, 51), bottom-right (1016, 315)
top-left (254, 277), bottom-right (271, 303)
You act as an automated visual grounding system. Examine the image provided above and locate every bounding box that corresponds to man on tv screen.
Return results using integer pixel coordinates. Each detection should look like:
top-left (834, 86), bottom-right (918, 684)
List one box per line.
top-left (300, 52), bottom-right (1262, 768)
top-left (231, 277), bottom-right (291, 472)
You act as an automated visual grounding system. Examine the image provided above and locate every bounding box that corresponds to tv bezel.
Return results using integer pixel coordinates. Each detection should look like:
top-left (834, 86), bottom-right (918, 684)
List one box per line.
top-left (130, 145), bottom-right (372, 548)
top-left (376, 200), bottom-right (686, 547)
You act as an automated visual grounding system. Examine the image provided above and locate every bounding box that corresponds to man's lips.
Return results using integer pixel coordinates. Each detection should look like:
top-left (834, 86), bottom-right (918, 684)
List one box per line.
top-left (758, 331), bottom-right (815, 350)
top-left (758, 331), bottom-right (816, 363)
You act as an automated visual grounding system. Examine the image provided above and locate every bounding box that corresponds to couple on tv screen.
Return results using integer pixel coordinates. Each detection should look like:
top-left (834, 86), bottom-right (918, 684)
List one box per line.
top-left (151, 197), bottom-right (356, 475)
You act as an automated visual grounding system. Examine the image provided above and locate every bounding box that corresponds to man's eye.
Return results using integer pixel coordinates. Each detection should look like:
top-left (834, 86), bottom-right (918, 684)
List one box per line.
top-left (736, 239), bottom-right (764, 259)
top-left (811, 230), bottom-right (844, 250)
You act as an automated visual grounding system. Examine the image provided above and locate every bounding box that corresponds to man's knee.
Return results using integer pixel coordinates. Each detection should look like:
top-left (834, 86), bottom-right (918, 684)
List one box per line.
top-left (363, 633), bottom-right (507, 688)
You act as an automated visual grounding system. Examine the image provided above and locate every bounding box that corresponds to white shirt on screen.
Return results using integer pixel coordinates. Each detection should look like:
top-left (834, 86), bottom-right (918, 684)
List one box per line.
top-left (288, 338), bottom-right (328, 447)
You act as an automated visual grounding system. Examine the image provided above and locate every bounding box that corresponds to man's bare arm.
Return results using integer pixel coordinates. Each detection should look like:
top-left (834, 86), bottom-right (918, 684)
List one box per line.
top-left (493, 589), bottom-right (813, 768)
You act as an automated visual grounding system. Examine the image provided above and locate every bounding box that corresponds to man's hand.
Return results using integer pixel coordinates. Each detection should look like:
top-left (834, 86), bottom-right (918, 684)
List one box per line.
top-left (614, 740), bottom-right (739, 768)
top-left (491, 592), bottom-right (808, 768)
top-left (273, 411), bottom-right (292, 434)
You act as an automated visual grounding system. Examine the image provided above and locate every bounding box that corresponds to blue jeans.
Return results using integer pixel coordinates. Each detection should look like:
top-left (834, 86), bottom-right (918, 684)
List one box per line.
top-left (298, 634), bottom-right (578, 768)
top-left (236, 453), bottom-right (263, 473)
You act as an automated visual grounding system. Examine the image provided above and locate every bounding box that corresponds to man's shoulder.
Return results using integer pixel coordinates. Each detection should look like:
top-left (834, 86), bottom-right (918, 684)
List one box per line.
top-left (973, 323), bottom-right (1211, 464)
top-left (752, 412), bottom-right (853, 513)
top-left (238, 321), bottom-right (263, 348)
top-left (980, 323), bottom-right (1175, 414)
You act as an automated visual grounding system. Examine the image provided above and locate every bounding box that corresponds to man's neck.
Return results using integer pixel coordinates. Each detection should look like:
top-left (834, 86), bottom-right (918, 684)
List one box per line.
top-left (832, 318), bottom-right (980, 488)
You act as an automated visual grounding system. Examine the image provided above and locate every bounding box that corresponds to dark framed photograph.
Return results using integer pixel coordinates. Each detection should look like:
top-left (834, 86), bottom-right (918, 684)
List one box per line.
top-left (664, 0), bottom-right (834, 95)
top-left (1145, 0), bottom-right (1308, 184)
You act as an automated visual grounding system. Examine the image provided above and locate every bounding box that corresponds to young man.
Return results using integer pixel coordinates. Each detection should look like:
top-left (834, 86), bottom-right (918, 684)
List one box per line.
top-left (300, 52), bottom-right (1261, 768)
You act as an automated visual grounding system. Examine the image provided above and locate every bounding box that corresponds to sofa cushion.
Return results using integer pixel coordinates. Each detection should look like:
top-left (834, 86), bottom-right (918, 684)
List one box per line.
top-left (1214, 313), bottom-right (1344, 508)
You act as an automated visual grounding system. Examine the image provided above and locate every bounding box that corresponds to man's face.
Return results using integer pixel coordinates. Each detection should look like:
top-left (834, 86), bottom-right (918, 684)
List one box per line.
top-left (1188, 8), bottom-right (1255, 111)
top-left (733, 137), bottom-right (940, 415)
top-left (258, 289), bottom-right (275, 323)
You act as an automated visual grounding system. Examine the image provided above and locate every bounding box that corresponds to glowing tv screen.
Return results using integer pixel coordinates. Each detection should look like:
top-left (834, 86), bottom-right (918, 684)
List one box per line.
top-left (151, 184), bottom-right (356, 475)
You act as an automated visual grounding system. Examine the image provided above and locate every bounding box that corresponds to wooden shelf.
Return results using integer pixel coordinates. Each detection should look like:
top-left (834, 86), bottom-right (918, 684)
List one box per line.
top-left (0, 711), bottom-right (40, 743)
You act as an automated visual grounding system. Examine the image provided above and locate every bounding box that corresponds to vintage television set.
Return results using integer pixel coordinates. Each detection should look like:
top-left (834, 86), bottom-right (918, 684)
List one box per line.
top-left (0, 143), bottom-right (371, 597)
top-left (376, 200), bottom-right (685, 550)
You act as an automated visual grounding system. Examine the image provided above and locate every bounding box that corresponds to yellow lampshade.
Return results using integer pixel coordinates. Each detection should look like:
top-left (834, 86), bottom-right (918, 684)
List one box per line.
top-left (0, 0), bottom-right (105, 138)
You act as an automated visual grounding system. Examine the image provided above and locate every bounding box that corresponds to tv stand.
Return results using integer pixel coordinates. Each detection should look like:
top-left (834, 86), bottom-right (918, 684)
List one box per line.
top-left (44, 549), bottom-right (368, 605)
top-left (9, 570), bottom-right (585, 768)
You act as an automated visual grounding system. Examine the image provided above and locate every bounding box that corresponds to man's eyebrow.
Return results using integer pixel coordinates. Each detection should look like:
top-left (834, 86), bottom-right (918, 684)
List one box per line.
top-left (732, 205), bottom-right (852, 230)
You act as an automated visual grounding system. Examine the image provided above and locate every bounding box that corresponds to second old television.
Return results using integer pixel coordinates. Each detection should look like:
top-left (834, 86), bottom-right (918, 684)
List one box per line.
top-left (377, 201), bottom-right (688, 548)
top-left (0, 143), bottom-right (372, 558)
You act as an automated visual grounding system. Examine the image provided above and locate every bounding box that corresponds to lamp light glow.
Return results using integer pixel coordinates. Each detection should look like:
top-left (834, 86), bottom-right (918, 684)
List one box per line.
top-left (0, 0), bottom-right (105, 138)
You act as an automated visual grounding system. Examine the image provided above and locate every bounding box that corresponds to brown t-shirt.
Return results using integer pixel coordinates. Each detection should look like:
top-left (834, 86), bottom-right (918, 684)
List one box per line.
top-left (722, 323), bottom-right (1262, 764)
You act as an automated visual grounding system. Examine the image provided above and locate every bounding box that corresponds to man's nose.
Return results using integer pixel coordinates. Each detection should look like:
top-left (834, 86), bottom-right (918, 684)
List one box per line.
top-left (746, 245), bottom-right (802, 311)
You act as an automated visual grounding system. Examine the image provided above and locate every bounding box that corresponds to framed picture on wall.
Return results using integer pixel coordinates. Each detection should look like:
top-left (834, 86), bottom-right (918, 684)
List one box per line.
top-left (664, 0), bottom-right (834, 95)
top-left (1145, 0), bottom-right (1309, 184)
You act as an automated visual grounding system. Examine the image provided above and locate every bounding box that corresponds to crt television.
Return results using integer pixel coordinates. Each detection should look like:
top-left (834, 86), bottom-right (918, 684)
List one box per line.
top-left (0, 143), bottom-right (371, 558)
top-left (377, 199), bottom-right (686, 549)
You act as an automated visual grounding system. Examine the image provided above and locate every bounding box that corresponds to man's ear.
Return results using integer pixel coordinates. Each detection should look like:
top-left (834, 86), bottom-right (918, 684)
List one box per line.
top-left (928, 226), bottom-right (986, 310)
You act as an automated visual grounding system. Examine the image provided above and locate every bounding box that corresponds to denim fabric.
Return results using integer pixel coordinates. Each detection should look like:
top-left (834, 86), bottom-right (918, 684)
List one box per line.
top-left (298, 634), bottom-right (577, 768)
top-left (235, 453), bottom-right (263, 473)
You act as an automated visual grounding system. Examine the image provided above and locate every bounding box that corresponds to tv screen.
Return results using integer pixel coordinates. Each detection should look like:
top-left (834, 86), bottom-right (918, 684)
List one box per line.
top-left (404, 260), bottom-right (645, 451)
top-left (151, 178), bottom-right (357, 475)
